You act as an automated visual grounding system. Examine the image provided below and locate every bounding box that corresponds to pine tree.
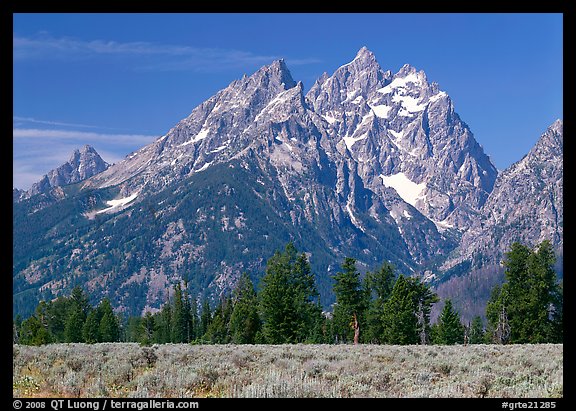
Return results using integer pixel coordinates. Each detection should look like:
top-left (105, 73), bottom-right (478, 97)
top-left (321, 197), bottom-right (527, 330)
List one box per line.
top-left (486, 241), bottom-right (561, 343)
top-left (156, 298), bottom-right (173, 344)
top-left (229, 272), bottom-right (260, 344)
top-left (550, 280), bottom-right (563, 343)
top-left (182, 282), bottom-right (193, 342)
top-left (125, 316), bottom-right (143, 343)
top-left (189, 296), bottom-right (199, 342)
top-left (259, 243), bottom-right (320, 344)
top-left (408, 277), bottom-right (439, 345)
top-left (98, 298), bottom-right (120, 342)
top-left (83, 309), bottom-right (102, 343)
top-left (199, 298), bottom-right (212, 341)
top-left (307, 298), bottom-right (328, 343)
top-left (363, 262), bottom-right (396, 343)
top-left (19, 316), bottom-right (52, 345)
top-left (331, 257), bottom-right (366, 344)
top-left (435, 299), bottom-right (465, 345)
top-left (259, 246), bottom-right (295, 343)
top-left (46, 296), bottom-right (71, 342)
top-left (381, 275), bottom-right (419, 344)
top-left (64, 286), bottom-right (91, 343)
top-left (141, 312), bottom-right (156, 345)
top-left (13, 315), bottom-right (22, 344)
top-left (64, 310), bottom-right (85, 343)
top-left (171, 283), bottom-right (187, 343)
top-left (205, 297), bottom-right (232, 344)
top-left (19, 303), bottom-right (53, 346)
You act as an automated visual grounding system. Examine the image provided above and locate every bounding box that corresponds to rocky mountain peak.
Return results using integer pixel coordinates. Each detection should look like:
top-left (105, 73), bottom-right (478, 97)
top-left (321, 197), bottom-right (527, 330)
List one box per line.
top-left (258, 58), bottom-right (297, 90)
top-left (531, 119), bottom-right (563, 157)
top-left (353, 46), bottom-right (378, 64)
top-left (21, 145), bottom-right (109, 199)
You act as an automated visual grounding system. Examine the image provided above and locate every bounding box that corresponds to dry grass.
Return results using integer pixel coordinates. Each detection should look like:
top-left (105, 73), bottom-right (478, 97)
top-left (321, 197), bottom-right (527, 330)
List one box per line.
top-left (13, 343), bottom-right (562, 398)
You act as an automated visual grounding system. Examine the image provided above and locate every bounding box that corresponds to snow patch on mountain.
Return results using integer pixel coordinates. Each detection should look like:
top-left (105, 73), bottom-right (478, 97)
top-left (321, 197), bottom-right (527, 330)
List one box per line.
top-left (370, 104), bottom-right (392, 118)
top-left (96, 192), bottom-right (139, 214)
top-left (380, 173), bottom-right (426, 207)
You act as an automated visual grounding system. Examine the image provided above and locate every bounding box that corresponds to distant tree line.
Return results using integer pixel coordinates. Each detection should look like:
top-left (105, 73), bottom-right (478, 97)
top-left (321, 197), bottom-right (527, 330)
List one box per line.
top-left (14, 241), bottom-right (562, 346)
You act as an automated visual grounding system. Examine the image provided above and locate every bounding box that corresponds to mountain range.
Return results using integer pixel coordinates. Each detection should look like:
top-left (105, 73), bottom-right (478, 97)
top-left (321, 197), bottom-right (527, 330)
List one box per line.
top-left (13, 47), bottom-right (563, 320)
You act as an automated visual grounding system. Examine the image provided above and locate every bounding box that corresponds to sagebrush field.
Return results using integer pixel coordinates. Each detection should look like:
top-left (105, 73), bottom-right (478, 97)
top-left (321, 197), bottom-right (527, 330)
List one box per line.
top-left (13, 343), bottom-right (562, 398)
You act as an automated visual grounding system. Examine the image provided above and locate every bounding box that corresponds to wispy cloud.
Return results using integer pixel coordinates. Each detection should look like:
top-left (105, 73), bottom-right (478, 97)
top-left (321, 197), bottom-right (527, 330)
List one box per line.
top-left (13, 128), bottom-right (158, 146)
top-left (13, 35), bottom-right (195, 59)
top-left (13, 116), bottom-right (100, 129)
top-left (13, 34), bottom-right (321, 72)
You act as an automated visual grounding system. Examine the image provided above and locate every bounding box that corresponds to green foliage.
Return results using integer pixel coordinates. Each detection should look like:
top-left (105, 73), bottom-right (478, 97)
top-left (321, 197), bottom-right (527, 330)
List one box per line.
top-left (259, 243), bottom-right (321, 344)
top-left (381, 275), bottom-right (419, 344)
top-left (229, 273), bottom-right (261, 344)
top-left (363, 262), bottom-right (396, 343)
top-left (331, 257), bottom-right (367, 343)
top-left (486, 240), bottom-right (562, 344)
top-left (82, 309), bottom-right (102, 344)
top-left (434, 299), bottom-right (464, 345)
top-left (19, 316), bottom-right (52, 346)
top-left (15, 241), bottom-right (560, 347)
top-left (380, 275), bottom-right (438, 344)
top-left (98, 298), bottom-right (120, 342)
top-left (170, 284), bottom-right (188, 343)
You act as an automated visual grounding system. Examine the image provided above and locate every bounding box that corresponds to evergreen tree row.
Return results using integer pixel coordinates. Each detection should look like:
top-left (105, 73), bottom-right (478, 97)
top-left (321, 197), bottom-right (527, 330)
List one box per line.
top-left (14, 241), bottom-right (562, 346)
top-left (14, 286), bottom-right (120, 345)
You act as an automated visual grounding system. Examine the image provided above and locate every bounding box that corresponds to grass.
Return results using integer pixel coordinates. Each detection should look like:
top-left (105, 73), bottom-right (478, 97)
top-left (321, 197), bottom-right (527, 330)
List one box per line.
top-left (13, 343), bottom-right (562, 398)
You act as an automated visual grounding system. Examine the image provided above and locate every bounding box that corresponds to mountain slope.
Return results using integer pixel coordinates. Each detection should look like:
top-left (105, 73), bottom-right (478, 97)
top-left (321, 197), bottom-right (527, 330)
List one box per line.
top-left (441, 119), bottom-right (563, 274)
top-left (12, 48), bottom-right (561, 320)
top-left (429, 120), bottom-right (564, 323)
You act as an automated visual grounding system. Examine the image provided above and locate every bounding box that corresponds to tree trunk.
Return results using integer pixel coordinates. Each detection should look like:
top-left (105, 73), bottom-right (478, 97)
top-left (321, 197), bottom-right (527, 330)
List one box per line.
top-left (353, 312), bottom-right (360, 345)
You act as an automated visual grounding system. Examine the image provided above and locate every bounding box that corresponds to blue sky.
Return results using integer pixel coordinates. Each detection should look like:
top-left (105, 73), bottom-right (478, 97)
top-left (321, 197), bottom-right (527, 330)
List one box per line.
top-left (13, 13), bottom-right (563, 189)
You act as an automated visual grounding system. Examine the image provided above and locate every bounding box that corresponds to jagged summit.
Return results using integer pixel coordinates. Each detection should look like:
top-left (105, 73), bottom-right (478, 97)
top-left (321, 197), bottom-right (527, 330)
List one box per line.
top-left (353, 46), bottom-right (377, 63)
top-left (17, 144), bottom-right (109, 200)
top-left (257, 58), bottom-right (297, 90)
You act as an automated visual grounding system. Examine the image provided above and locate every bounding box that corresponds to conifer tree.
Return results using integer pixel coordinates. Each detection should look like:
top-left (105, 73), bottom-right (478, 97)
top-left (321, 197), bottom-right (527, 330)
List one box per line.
top-left (155, 297), bottom-right (173, 344)
top-left (435, 299), bottom-right (465, 345)
top-left (171, 283), bottom-right (187, 343)
top-left (205, 297), bottom-right (232, 343)
top-left (64, 287), bottom-right (91, 343)
top-left (199, 298), bottom-right (212, 341)
top-left (189, 296), bottom-right (199, 342)
top-left (98, 298), bottom-right (120, 342)
top-left (83, 308), bottom-right (102, 343)
top-left (332, 257), bottom-right (366, 344)
top-left (19, 316), bottom-right (52, 345)
top-left (259, 243), bottom-right (320, 344)
top-left (381, 275), bottom-right (419, 344)
top-left (141, 312), bottom-right (156, 345)
top-left (364, 262), bottom-right (396, 343)
top-left (229, 272), bottom-right (260, 344)
top-left (486, 241), bottom-right (561, 343)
